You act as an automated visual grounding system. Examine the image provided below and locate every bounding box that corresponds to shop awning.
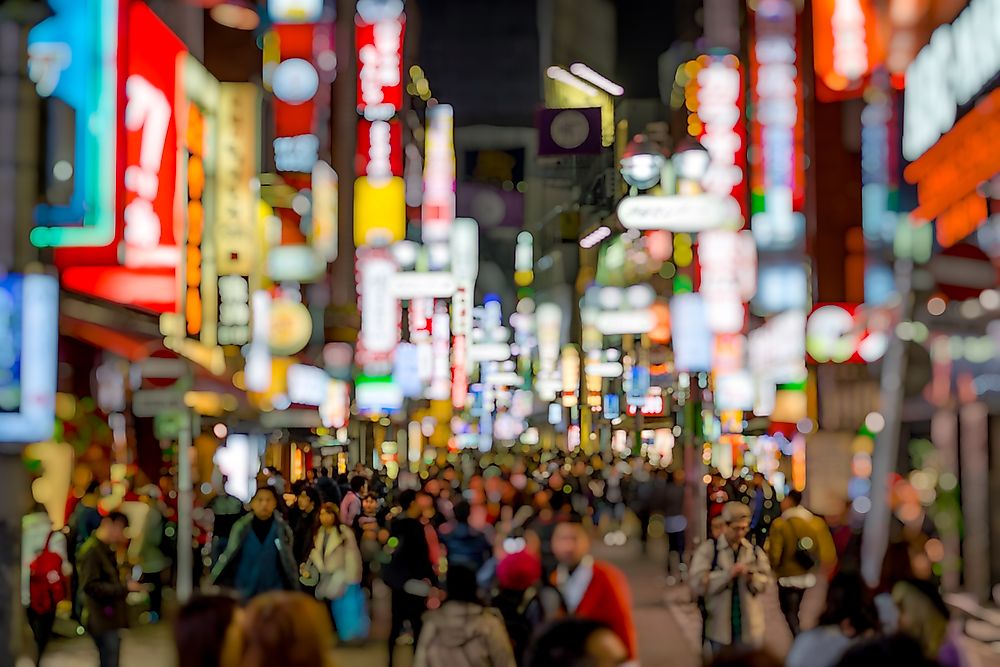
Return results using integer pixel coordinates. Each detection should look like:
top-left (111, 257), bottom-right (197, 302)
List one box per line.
top-left (60, 314), bottom-right (165, 362)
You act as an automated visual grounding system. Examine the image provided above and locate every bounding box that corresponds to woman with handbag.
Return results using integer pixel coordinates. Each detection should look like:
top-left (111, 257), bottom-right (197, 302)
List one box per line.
top-left (300, 503), bottom-right (368, 643)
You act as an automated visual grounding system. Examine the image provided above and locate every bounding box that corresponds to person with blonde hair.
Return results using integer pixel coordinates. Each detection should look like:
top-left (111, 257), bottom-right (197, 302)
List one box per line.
top-left (221, 591), bottom-right (336, 667)
top-left (690, 501), bottom-right (771, 655)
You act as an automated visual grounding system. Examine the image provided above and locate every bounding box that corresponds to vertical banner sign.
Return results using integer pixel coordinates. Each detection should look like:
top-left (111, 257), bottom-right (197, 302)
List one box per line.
top-left (215, 84), bottom-right (260, 346)
top-left (0, 274), bottom-right (58, 443)
top-left (310, 161), bottom-right (339, 262)
top-left (422, 104), bottom-right (456, 246)
top-left (696, 55), bottom-right (747, 225)
top-left (356, 247), bottom-right (400, 370)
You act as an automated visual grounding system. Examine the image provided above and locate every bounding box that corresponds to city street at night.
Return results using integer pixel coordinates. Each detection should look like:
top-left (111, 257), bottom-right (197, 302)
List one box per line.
top-left (4, 0), bottom-right (1000, 665)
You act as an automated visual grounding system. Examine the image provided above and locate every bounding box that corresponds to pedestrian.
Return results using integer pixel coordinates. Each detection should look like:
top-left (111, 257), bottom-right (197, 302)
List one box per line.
top-left (210, 486), bottom-right (299, 598)
top-left (301, 502), bottom-right (367, 641)
top-left (288, 486), bottom-right (320, 564)
top-left (174, 593), bottom-right (240, 667)
top-left (492, 549), bottom-right (563, 665)
top-left (358, 492), bottom-right (386, 593)
top-left (689, 502), bottom-right (771, 655)
top-left (23, 503), bottom-right (69, 660)
top-left (383, 489), bottom-right (439, 666)
top-left (414, 565), bottom-right (517, 667)
top-left (207, 477), bottom-right (245, 565)
top-left (550, 515), bottom-right (638, 661)
top-left (340, 474), bottom-right (367, 529)
top-left (220, 591), bottom-right (336, 667)
top-left (662, 469), bottom-right (687, 582)
top-left (77, 511), bottom-right (143, 667)
top-left (441, 500), bottom-right (493, 573)
top-left (786, 571), bottom-right (879, 667)
top-left (525, 618), bottom-right (630, 667)
top-left (766, 490), bottom-right (836, 636)
top-left (136, 484), bottom-right (172, 622)
top-left (315, 466), bottom-right (342, 505)
top-left (893, 578), bottom-right (966, 667)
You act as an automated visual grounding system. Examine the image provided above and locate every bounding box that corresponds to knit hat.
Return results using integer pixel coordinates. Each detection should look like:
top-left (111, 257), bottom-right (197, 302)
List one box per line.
top-left (496, 550), bottom-right (542, 591)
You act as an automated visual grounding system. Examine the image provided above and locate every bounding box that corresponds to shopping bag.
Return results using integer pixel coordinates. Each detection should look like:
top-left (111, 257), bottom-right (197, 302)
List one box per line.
top-left (331, 583), bottom-right (370, 642)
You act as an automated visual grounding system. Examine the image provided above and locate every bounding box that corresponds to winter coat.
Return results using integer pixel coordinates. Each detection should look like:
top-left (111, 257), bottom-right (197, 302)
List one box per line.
top-left (442, 523), bottom-right (493, 572)
top-left (552, 558), bottom-right (638, 660)
top-left (138, 506), bottom-right (172, 574)
top-left (689, 535), bottom-right (772, 647)
top-left (77, 535), bottom-right (129, 635)
top-left (209, 513), bottom-right (299, 594)
top-left (305, 525), bottom-right (362, 600)
top-left (767, 505), bottom-right (836, 582)
top-left (413, 601), bottom-right (517, 667)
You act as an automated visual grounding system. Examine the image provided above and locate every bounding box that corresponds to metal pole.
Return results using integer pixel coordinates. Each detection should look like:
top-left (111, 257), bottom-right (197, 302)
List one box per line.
top-left (176, 410), bottom-right (193, 602)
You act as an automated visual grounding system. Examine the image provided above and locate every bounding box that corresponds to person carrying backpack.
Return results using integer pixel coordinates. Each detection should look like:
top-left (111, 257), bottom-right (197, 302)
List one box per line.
top-left (491, 549), bottom-right (563, 665)
top-left (767, 490), bottom-right (836, 636)
top-left (23, 506), bottom-right (69, 659)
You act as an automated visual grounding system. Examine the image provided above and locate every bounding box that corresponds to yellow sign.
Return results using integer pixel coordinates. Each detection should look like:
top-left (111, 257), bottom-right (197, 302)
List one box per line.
top-left (216, 84), bottom-right (260, 275)
top-left (269, 298), bottom-right (312, 356)
top-left (354, 176), bottom-right (405, 247)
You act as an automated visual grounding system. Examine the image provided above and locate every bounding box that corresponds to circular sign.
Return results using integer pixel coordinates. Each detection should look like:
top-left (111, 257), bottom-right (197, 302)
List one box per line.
top-left (269, 299), bottom-right (312, 356)
top-left (272, 59), bottom-right (319, 105)
top-left (550, 109), bottom-right (590, 149)
top-left (141, 348), bottom-right (185, 389)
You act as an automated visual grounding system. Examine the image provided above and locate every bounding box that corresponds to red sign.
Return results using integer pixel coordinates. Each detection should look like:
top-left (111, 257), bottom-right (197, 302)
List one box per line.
top-left (356, 118), bottom-right (403, 179)
top-left (355, 15), bottom-right (405, 118)
top-left (57, 1), bottom-right (186, 314)
top-left (811, 0), bottom-right (883, 101)
top-left (806, 303), bottom-right (888, 364)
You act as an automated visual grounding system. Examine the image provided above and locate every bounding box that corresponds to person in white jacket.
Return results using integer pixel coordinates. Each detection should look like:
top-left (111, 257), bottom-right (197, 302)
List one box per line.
top-left (301, 503), bottom-right (362, 604)
top-left (689, 502), bottom-right (772, 655)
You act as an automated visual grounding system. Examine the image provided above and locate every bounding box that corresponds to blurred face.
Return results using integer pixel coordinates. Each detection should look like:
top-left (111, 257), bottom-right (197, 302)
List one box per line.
top-left (102, 519), bottom-right (128, 546)
top-left (725, 517), bottom-right (750, 545)
top-left (251, 490), bottom-right (277, 520)
top-left (298, 492), bottom-right (314, 511)
top-left (584, 628), bottom-right (629, 667)
top-left (710, 516), bottom-right (726, 539)
top-left (320, 509), bottom-right (336, 528)
top-left (552, 523), bottom-right (589, 568)
top-left (363, 496), bottom-right (378, 514)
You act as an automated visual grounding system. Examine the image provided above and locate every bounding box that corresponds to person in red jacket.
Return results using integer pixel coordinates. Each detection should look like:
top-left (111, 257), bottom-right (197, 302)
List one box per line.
top-left (550, 515), bottom-right (638, 662)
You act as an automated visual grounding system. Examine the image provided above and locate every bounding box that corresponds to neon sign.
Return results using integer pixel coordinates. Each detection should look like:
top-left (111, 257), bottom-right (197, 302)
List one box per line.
top-left (695, 56), bottom-right (747, 223)
top-left (356, 13), bottom-right (405, 120)
top-left (0, 275), bottom-right (58, 443)
top-left (423, 104), bottom-right (456, 245)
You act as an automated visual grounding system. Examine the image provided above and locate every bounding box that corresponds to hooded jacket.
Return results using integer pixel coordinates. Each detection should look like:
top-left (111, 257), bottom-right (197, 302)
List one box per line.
top-left (413, 601), bottom-right (516, 667)
top-left (209, 512), bottom-right (299, 595)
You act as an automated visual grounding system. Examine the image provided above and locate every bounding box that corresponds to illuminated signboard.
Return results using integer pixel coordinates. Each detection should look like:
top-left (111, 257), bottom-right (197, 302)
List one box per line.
top-left (699, 230), bottom-right (756, 334)
top-left (423, 104), bottom-right (456, 245)
top-left (811, 0), bottom-right (881, 100)
top-left (354, 176), bottom-right (406, 246)
top-left (310, 161), bottom-right (339, 262)
top-left (671, 293), bottom-right (712, 372)
top-left (357, 119), bottom-right (403, 181)
top-left (356, 247), bottom-right (400, 369)
top-left (695, 55), bottom-right (747, 223)
top-left (43, 2), bottom-right (187, 313)
top-left (903, 87), bottom-right (1000, 247)
top-left (0, 275), bottom-right (58, 443)
top-left (903, 0), bottom-right (1000, 162)
top-left (356, 374), bottom-right (403, 415)
top-left (356, 12), bottom-right (405, 120)
top-left (271, 23), bottom-right (324, 175)
top-left (806, 303), bottom-right (888, 363)
top-left (617, 194), bottom-right (741, 232)
top-left (28, 0), bottom-right (118, 249)
top-left (268, 0), bottom-right (323, 23)
top-left (749, 0), bottom-right (807, 252)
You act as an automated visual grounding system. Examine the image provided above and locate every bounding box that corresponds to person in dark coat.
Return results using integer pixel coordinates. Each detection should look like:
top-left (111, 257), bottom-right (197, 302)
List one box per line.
top-left (383, 489), bottom-right (439, 667)
top-left (209, 486), bottom-right (299, 599)
top-left (77, 512), bottom-right (142, 667)
top-left (288, 486), bottom-right (320, 564)
top-left (441, 501), bottom-right (492, 573)
top-left (315, 467), bottom-right (342, 505)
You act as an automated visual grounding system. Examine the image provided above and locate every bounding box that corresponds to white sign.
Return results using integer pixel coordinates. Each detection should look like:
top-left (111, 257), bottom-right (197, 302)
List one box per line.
top-left (714, 371), bottom-right (755, 410)
top-left (356, 379), bottom-right (403, 413)
top-left (358, 251), bottom-right (400, 359)
top-left (748, 310), bottom-right (807, 384)
top-left (267, 245), bottom-right (325, 283)
top-left (268, 0), bottom-right (323, 22)
top-left (585, 361), bottom-right (624, 378)
top-left (697, 60), bottom-right (744, 208)
top-left (903, 0), bottom-right (1000, 161)
top-left (388, 271), bottom-right (457, 299)
top-left (287, 364), bottom-right (329, 406)
top-left (469, 343), bottom-right (512, 363)
top-left (617, 194), bottom-right (741, 231)
top-left (451, 218), bottom-right (480, 283)
top-left (700, 230), bottom-right (756, 334)
top-left (595, 309), bottom-right (655, 335)
top-left (422, 104), bottom-right (455, 244)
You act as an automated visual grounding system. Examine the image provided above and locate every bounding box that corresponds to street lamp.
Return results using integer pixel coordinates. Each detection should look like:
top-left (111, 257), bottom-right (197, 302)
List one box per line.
top-left (620, 135), bottom-right (667, 190)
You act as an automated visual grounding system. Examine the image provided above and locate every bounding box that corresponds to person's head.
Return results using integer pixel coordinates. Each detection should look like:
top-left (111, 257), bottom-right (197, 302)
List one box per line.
top-left (305, 468), bottom-right (317, 481)
top-left (398, 489), bottom-right (419, 517)
top-left (818, 571), bottom-right (879, 637)
top-left (221, 592), bottom-right (334, 667)
top-left (833, 633), bottom-right (937, 667)
top-left (297, 486), bottom-right (320, 512)
top-left (350, 475), bottom-right (368, 496)
top-left (319, 466), bottom-right (329, 478)
top-left (445, 565), bottom-right (482, 605)
top-left (175, 593), bottom-right (240, 667)
top-left (362, 493), bottom-right (379, 515)
top-left (782, 489), bottom-right (803, 512)
top-left (526, 618), bottom-right (628, 667)
top-left (452, 501), bottom-right (472, 524)
top-left (318, 502), bottom-right (339, 528)
top-left (551, 516), bottom-right (590, 568)
top-left (97, 511), bottom-right (130, 546)
top-left (710, 514), bottom-right (727, 540)
top-left (721, 502), bottom-right (751, 547)
top-left (251, 486), bottom-right (279, 520)
top-left (707, 647), bottom-right (783, 667)
top-left (497, 550), bottom-right (542, 591)
top-left (893, 579), bottom-right (950, 659)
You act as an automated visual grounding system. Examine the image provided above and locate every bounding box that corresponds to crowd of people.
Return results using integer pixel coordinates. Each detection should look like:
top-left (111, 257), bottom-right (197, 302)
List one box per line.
top-left (23, 453), bottom-right (970, 667)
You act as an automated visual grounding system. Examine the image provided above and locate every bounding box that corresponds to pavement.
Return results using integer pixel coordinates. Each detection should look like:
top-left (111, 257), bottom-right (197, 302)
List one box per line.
top-left (28, 528), bottom-right (1000, 666)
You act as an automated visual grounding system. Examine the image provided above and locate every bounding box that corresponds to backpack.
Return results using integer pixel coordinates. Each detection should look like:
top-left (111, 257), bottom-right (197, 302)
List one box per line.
top-left (29, 532), bottom-right (69, 614)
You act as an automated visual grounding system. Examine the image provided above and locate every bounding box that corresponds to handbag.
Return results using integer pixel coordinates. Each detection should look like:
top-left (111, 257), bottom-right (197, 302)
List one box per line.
top-left (331, 582), bottom-right (370, 642)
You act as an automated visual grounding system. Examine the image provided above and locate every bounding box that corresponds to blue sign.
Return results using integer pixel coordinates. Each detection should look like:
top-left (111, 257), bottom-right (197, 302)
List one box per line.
top-left (0, 274), bottom-right (58, 443)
